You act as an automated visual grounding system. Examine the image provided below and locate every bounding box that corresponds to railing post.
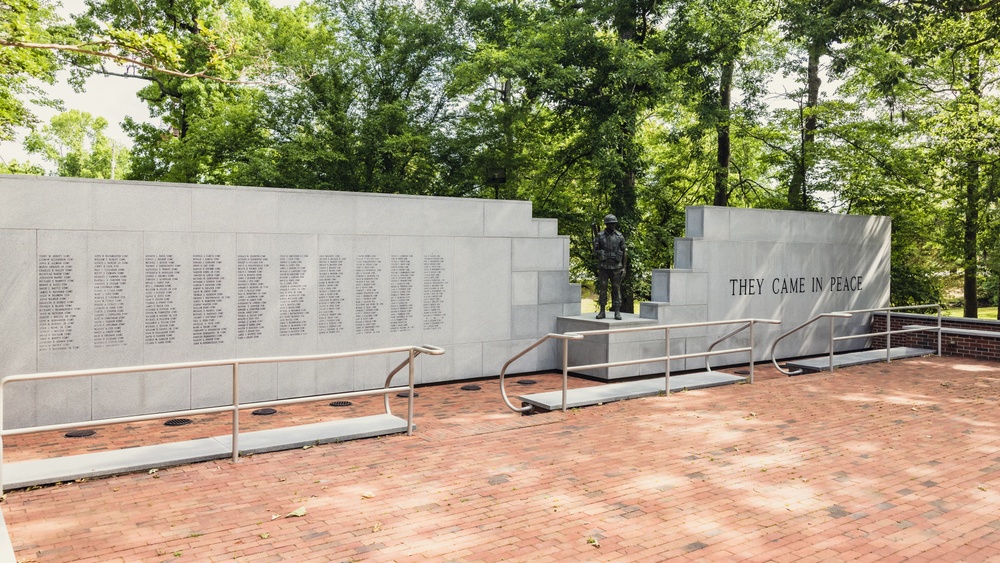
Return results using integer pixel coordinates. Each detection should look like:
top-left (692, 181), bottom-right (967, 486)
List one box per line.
top-left (232, 362), bottom-right (240, 463)
top-left (829, 316), bottom-right (836, 372)
top-left (407, 348), bottom-right (415, 436)
top-left (936, 306), bottom-right (942, 356)
top-left (749, 321), bottom-right (755, 385)
top-left (886, 310), bottom-right (892, 363)
top-left (664, 327), bottom-right (671, 397)
top-left (561, 338), bottom-right (569, 412)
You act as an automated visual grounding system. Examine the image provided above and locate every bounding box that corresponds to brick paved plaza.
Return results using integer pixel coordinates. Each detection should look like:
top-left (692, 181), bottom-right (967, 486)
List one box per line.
top-left (5, 356), bottom-right (1000, 562)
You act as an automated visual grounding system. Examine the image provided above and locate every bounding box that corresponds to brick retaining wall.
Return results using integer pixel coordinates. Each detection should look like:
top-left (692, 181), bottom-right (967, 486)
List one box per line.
top-left (872, 312), bottom-right (1000, 361)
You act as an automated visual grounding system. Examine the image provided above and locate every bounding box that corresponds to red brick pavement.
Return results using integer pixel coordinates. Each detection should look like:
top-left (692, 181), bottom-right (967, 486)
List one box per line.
top-left (5, 357), bottom-right (1000, 562)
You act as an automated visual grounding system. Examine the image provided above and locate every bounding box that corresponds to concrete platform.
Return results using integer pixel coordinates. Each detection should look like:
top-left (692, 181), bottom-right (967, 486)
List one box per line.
top-left (2, 414), bottom-right (409, 490)
top-left (784, 347), bottom-right (936, 374)
top-left (518, 370), bottom-right (746, 412)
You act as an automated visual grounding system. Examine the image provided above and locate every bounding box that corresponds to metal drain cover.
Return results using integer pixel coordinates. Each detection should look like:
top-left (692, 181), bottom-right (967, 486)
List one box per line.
top-left (65, 429), bottom-right (96, 438)
top-left (396, 392), bottom-right (420, 398)
top-left (460, 384), bottom-right (481, 391)
top-left (252, 408), bottom-right (277, 416)
top-left (516, 379), bottom-right (537, 385)
top-left (330, 400), bottom-right (352, 407)
top-left (164, 418), bottom-right (193, 426)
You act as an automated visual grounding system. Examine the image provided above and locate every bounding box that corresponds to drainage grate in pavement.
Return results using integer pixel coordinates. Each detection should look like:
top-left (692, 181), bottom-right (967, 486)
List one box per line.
top-left (164, 418), bottom-right (193, 427)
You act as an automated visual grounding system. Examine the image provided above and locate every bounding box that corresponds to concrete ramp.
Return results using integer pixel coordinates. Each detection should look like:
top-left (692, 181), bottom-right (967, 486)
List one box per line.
top-left (3, 414), bottom-right (409, 490)
top-left (784, 347), bottom-right (935, 374)
top-left (518, 371), bottom-right (746, 413)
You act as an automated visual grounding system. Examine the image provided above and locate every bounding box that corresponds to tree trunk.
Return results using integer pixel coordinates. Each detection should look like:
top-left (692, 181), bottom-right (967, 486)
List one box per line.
top-left (613, 165), bottom-right (638, 314)
top-left (963, 60), bottom-right (983, 319)
top-left (713, 60), bottom-right (734, 207)
top-left (963, 164), bottom-right (979, 318)
top-left (788, 41), bottom-right (822, 210)
top-left (610, 107), bottom-right (640, 314)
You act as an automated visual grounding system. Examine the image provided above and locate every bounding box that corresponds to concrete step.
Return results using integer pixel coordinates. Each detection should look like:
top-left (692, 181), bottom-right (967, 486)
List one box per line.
top-left (518, 371), bottom-right (746, 413)
top-left (3, 414), bottom-right (409, 491)
top-left (784, 347), bottom-right (936, 374)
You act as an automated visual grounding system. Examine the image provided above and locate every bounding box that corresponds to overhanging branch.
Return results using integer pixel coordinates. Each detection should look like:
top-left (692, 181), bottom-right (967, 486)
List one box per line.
top-left (0, 39), bottom-right (301, 86)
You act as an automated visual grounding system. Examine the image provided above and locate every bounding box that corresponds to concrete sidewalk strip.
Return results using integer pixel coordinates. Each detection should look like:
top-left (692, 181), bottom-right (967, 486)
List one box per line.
top-left (518, 371), bottom-right (745, 411)
top-left (3, 414), bottom-right (409, 490)
top-left (785, 346), bottom-right (935, 373)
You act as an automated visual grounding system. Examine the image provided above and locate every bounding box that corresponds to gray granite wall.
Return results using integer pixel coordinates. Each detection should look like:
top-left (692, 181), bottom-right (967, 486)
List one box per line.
top-left (647, 206), bottom-right (890, 367)
top-left (0, 176), bottom-right (580, 428)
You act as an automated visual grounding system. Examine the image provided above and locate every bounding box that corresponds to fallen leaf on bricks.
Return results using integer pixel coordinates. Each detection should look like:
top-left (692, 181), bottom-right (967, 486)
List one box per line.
top-left (372, 522), bottom-right (382, 532)
top-left (286, 507), bottom-right (307, 518)
top-left (361, 492), bottom-right (375, 499)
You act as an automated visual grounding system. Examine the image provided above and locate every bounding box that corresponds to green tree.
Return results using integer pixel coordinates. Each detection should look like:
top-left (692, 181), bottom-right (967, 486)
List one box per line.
top-left (333, 0), bottom-right (466, 194)
top-left (76, 0), bottom-right (299, 183)
top-left (25, 109), bottom-right (131, 178)
top-left (901, 11), bottom-right (1000, 317)
top-left (0, 0), bottom-right (62, 140)
top-left (777, 0), bottom-right (889, 210)
top-left (664, 0), bottom-right (781, 207)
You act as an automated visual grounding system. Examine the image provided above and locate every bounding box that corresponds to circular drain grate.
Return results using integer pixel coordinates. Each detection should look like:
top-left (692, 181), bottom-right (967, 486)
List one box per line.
top-left (252, 408), bottom-right (277, 416)
top-left (396, 392), bottom-right (420, 398)
top-left (330, 400), bottom-right (353, 407)
top-left (164, 418), bottom-right (193, 426)
top-left (516, 379), bottom-right (537, 385)
top-left (460, 384), bottom-right (482, 391)
top-left (65, 429), bottom-right (96, 438)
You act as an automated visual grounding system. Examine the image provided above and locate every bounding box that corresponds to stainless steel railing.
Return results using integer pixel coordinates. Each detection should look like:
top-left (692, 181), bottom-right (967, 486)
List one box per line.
top-left (0, 344), bottom-right (445, 490)
top-left (769, 304), bottom-right (941, 375)
top-left (768, 313), bottom-right (853, 375)
top-left (499, 318), bottom-right (781, 414)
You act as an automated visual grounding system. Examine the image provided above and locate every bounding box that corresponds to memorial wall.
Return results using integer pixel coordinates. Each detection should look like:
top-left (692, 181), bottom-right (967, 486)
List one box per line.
top-left (0, 176), bottom-right (581, 428)
top-left (647, 206), bottom-right (891, 368)
top-left (559, 206), bottom-right (891, 379)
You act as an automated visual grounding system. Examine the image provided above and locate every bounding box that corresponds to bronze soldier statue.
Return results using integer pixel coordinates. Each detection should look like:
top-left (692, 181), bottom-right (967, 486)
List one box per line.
top-left (593, 214), bottom-right (626, 320)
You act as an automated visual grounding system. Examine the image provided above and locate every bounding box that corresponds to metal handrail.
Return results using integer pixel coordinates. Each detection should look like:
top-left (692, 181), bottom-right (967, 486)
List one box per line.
top-left (499, 318), bottom-right (780, 414)
top-left (769, 304), bottom-right (942, 375)
top-left (705, 321), bottom-right (755, 372)
top-left (499, 333), bottom-right (583, 413)
top-left (834, 304), bottom-right (942, 364)
top-left (0, 344), bottom-right (445, 491)
top-left (769, 313), bottom-right (853, 375)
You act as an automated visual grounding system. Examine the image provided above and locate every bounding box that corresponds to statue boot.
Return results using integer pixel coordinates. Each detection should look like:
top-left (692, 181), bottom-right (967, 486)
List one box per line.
top-left (613, 308), bottom-right (622, 320)
top-left (596, 306), bottom-right (606, 320)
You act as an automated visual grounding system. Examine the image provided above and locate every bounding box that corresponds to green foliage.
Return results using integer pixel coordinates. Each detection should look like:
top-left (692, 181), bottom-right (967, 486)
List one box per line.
top-left (25, 109), bottom-right (131, 178)
top-left (0, 0), bottom-right (62, 139)
top-left (0, 158), bottom-right (44, 174)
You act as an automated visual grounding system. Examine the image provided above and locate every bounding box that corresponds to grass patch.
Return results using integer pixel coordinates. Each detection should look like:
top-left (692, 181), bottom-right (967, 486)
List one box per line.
top-left (581, 298), bottom-right (642, 313)
top-left (941, 307), bottom-right (998, 320)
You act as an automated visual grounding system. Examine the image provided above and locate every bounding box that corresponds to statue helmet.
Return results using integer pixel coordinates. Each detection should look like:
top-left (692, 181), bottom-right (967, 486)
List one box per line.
top-left (603, 214), bottom-right (618, 225)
